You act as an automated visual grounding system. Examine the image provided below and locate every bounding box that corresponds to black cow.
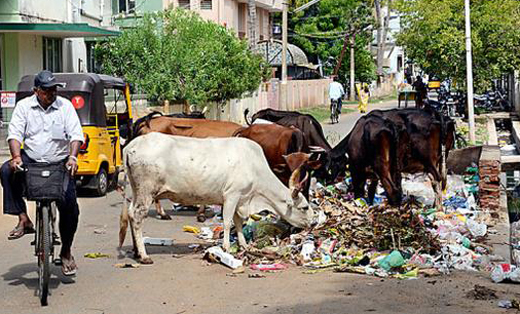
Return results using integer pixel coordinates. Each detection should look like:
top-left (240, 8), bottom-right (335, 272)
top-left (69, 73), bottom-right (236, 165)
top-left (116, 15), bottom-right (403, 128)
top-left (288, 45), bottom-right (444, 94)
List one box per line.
top-left (368, 107), bottom-right (456, 208)
top-left (245, 108), bottom-right (332, 151)
top-left (327, 115), bottom-right (402, 205)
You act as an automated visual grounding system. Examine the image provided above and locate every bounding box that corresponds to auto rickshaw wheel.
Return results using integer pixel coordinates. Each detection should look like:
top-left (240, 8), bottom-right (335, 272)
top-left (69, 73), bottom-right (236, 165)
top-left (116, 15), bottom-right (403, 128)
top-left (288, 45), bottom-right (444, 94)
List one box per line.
top-left (94, 168), bottom-right (108, 196)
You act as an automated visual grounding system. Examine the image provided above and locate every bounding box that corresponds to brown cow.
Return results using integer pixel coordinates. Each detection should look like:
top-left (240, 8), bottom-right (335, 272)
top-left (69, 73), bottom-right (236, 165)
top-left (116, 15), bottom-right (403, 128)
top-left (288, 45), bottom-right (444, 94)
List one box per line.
top-left (135, 116), bottom-right (242, 138)
top-left (234, 124), bottom-right (308, 186)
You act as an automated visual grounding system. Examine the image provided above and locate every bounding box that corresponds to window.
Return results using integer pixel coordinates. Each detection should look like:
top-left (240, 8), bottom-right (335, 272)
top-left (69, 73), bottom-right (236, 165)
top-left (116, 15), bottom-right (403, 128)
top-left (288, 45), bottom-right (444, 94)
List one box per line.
top-left (42, 38), bottom-right (62, 73)
top-left (119, 0), bottom-right (136, 13)
top-left (86, 42), bottom-right (101, 73)
top-left (178, 0), bottom-right (190, 9)
top-left (201, 0), bottom-right (212, 10)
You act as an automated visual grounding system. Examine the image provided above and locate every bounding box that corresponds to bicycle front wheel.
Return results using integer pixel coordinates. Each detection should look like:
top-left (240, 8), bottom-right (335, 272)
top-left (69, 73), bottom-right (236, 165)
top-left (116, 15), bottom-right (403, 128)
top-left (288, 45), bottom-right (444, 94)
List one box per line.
top-left (38, 204), bottom-right (51, 306)
top-left (331, 103), bottom-right (337, 124)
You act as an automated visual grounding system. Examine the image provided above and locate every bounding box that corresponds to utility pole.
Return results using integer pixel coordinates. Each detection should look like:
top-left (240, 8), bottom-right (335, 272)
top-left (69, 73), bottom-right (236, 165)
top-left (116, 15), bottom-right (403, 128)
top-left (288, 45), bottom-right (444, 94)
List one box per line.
top-left (280, 0), bottom-right (288, 110)
top-left (350, 36), bottom-right (356, 101)
top-left (281, 1), bottom-right (288, 82)
top-left (465, 0), bottom-right (475, 144)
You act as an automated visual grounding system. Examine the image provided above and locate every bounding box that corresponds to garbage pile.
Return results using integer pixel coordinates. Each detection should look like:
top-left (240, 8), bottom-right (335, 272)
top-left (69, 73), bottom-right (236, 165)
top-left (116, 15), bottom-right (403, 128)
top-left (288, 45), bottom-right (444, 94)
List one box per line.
top-left (194, 167), bottom-right (506, 280)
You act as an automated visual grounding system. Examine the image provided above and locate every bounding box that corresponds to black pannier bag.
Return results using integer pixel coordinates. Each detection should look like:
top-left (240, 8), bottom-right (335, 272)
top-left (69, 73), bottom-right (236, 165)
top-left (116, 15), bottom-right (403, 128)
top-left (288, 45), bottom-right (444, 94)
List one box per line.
top-left (25, 162), bottom-right (69, 201)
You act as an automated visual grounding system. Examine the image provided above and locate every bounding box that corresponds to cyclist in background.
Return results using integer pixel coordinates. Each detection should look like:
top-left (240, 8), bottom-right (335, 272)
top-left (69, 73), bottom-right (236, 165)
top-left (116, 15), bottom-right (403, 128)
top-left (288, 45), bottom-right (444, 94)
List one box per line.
top-left (329, 76), bottom-right (345, 115)
top-left (0, 70), bottom-right (83, 276)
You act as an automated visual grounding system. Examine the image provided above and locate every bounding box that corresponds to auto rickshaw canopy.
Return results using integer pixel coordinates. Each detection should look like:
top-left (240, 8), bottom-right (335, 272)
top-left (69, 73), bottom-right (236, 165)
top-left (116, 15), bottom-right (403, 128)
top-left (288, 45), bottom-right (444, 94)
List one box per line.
top-left (16, 73), bottom-right (128, 127)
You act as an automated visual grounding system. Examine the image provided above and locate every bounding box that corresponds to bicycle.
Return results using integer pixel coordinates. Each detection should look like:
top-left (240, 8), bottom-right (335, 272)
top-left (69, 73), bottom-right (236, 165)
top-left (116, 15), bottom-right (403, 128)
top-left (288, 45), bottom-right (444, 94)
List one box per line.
top-left (19, 162), bottom-right (68, 306)
top-left (330, 99), bottom-right (340, 124)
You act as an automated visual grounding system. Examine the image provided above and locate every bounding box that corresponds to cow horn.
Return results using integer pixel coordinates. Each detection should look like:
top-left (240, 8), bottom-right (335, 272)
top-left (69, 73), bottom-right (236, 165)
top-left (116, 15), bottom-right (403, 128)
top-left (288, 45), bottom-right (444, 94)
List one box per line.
top-left (309, 146), bottom-right (326, 152)
top-left (298, 170), bottom-right (310, 190)
top-left (189, 105), bottom-right (195, 113)
top-left (289, 167), bottom-right (302, 198)
top-left (202, 106), bottom-right (208, 114)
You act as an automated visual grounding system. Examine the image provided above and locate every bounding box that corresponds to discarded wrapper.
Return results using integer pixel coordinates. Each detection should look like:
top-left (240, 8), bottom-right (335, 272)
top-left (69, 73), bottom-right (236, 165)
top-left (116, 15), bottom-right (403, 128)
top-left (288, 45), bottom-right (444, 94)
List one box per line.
top-left (205, 246), bottom-right (243, 269)
top-left (84, 252), bottom-right (110, 259)
top-left (143, 237), bottom-right (174, 246)
top-left (250, 263), bottom-right (287, 272)
top-left (183, 225), bottom-right (200, 234)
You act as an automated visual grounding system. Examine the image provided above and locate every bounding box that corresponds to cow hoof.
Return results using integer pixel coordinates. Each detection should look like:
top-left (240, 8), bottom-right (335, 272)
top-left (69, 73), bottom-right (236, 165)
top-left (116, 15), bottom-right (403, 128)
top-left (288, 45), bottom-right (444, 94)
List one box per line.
top-left (196, 214), bottom-right (207, 223)
top-left (159, 214), bottom-right (172, 220)
top-left (140, 257), bottom-right (154, 265)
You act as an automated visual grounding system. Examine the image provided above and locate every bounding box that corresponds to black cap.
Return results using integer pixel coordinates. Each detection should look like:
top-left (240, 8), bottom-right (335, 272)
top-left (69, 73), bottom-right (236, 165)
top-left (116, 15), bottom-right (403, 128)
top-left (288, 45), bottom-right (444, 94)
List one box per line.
top-left (34, 70), bottom-right (65, 88)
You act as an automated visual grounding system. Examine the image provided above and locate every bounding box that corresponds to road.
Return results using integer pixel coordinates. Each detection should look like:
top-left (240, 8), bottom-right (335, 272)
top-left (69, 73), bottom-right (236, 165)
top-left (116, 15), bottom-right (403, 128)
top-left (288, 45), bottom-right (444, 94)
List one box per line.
top-left (0, 102), bottom-right (517, 314)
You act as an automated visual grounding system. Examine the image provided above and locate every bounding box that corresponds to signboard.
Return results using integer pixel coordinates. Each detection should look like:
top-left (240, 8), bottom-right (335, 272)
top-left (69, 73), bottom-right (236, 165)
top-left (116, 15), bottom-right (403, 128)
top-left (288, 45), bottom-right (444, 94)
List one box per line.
top-left (0, 92), bottom-right (16, 108)
top-left (71, 95), bottom-right (85, 110)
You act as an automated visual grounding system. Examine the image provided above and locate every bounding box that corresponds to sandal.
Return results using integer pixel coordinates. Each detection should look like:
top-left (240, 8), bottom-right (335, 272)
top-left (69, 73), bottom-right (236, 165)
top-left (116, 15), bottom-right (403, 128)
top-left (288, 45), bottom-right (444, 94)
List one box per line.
top-left (7, 224), bottom-right (34, 240)
top-left (8, 225), bottom-right (25, 240)
top-left (61, 256), bottom-right (77, 276)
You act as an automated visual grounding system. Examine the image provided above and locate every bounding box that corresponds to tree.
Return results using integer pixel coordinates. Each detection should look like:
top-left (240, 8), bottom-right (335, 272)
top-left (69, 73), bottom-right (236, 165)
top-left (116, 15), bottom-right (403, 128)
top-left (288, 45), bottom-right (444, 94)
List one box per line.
top-left (95, 9), bottom-right (269, 105)
top-left (289, 0), bottom-right (376, 98)
top-left (396, 0), bottom-right (520, 92)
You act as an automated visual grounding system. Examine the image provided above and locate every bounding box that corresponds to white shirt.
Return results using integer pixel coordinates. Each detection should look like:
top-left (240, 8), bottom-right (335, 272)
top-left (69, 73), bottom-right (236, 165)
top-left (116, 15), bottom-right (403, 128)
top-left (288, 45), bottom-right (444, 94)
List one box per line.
top-left (329, 81), bottom-right (345, 101)
top-left (7, 95), bottom-right (84, 162)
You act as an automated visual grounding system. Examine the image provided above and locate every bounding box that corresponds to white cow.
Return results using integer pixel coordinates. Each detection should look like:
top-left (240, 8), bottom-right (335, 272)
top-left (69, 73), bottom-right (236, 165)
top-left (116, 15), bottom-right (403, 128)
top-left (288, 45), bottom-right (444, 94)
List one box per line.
top-left (119, 132), bottom-right (316, 264)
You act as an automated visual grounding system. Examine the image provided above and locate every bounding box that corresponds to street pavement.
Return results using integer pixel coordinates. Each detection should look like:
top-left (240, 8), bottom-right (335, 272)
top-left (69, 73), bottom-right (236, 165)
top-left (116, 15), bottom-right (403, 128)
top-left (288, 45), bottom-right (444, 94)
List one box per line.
top-left (0, 102), bottom-right (515, 314)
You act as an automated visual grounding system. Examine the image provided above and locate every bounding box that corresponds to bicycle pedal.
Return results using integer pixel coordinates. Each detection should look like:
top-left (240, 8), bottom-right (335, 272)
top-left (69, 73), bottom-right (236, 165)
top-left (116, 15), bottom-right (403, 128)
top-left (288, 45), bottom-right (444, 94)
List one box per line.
top-left (54, 258), bottom-right (63, 266)
top-left (53, 233), bottom-right (61, 245)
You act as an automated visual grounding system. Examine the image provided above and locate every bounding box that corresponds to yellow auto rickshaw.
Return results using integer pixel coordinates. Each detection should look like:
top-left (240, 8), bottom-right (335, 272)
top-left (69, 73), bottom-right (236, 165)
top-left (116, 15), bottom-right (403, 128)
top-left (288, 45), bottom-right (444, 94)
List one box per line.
top-left (16, 73), bottom-right (133, 196)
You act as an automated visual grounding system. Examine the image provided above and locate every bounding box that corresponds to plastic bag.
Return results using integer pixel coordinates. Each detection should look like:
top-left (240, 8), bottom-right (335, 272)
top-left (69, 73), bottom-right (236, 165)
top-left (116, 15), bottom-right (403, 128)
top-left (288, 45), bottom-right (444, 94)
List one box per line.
top-left (378, 250), bottom-right (405, 271)
top-left (466, 219), bottom-right (487, 238)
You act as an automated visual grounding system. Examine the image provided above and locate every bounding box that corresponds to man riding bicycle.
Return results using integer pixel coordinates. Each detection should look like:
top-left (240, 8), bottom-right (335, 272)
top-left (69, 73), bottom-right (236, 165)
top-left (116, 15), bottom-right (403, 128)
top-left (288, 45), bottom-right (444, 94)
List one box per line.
top-left (0, 70), bottom-right (83, 276)
top-left (329, 76), bottom-right (345, 116)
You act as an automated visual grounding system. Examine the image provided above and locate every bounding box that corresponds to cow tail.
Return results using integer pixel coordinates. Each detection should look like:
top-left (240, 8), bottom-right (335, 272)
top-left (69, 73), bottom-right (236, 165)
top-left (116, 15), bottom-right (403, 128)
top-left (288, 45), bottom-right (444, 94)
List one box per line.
top-left (244, 108), bottom-right (252, 126)
top-left (439, 114), bottom-right (448, 191)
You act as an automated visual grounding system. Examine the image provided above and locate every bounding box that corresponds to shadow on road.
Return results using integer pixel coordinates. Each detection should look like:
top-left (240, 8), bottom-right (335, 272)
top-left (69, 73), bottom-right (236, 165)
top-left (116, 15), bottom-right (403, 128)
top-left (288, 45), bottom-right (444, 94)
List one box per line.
top-left (118, 242), bottom-right (207, 261)
top-left (1, 262), bottom-right (75, 296)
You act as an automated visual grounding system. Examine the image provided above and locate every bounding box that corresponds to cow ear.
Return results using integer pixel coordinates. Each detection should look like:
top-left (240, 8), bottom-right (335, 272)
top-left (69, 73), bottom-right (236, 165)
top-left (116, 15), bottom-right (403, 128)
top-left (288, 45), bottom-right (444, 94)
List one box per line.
top-left (306, 160), bottom-right (323, 170)
top-left (283, 153), bottom-right (310, 172)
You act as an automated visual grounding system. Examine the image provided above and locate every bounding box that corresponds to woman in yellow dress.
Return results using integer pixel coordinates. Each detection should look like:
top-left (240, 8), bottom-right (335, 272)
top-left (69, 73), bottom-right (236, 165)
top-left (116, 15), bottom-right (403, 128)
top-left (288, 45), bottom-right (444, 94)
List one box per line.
top-left (356, 83), bottom-right (370, 113)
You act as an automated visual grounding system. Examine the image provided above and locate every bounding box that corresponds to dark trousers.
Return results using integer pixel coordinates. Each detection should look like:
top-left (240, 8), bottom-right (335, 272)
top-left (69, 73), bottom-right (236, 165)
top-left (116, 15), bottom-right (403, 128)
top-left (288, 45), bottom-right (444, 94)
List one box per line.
top-left (331, 98), bottom-right (343, 113)
top-left (1, 152), bottom-right (79, 253)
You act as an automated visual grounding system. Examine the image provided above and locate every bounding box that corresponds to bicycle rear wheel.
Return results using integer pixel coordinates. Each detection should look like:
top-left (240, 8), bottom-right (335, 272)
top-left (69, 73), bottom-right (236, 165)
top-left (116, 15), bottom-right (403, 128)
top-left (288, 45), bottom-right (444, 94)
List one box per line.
top-left (331, 102), bottom-right (337, 124)
top-left (38, 204), bottom-right (51, 306)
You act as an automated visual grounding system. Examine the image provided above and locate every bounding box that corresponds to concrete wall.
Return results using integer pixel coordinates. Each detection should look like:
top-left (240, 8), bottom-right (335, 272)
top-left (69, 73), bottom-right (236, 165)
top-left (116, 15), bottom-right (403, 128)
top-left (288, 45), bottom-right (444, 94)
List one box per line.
top-left (132, 79), bottom-right (332, 125)
top-left (512, 71), bottom-right (520, 115)
top-left (168, 0), bottom-right (274, 39)
top-left (0, 0), bottom-right (20, 22)
top-left (18, 34), bottom-right (42, 78)
top-left (19, 0), bottom-right (69, 22)
top-left (191, 79), bottom-right (330, 124)
top-left (3, 33), bottom-right (20, 91)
